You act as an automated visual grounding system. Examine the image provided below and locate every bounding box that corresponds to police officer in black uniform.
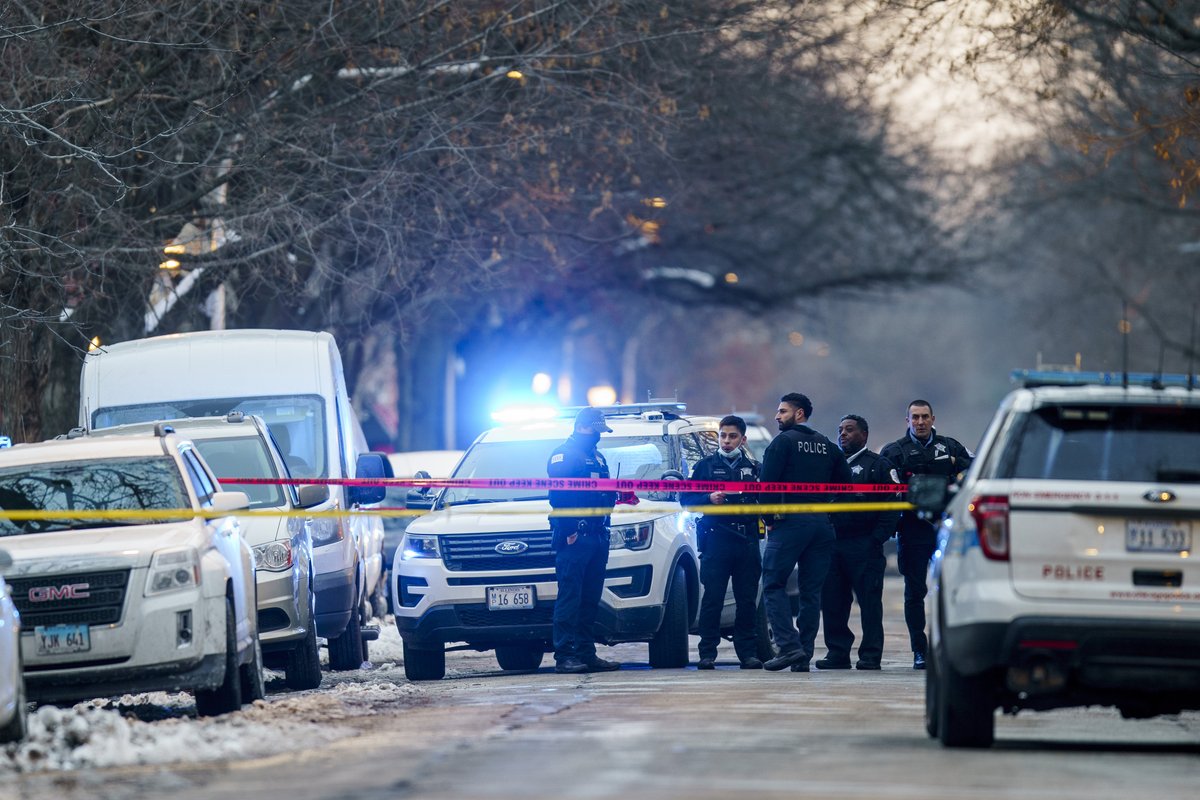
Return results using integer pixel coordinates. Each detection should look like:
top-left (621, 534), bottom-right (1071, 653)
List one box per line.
top-left (760, 393), bottom-right (853, 673)
top-left (879, 399), bottom-right (973, 670)
top-left (816, 414), bottom-right (900, 671)
top-left (547, 407), bottom-right (622, 674)
top-left (681, 415), bottom-right (764, 670)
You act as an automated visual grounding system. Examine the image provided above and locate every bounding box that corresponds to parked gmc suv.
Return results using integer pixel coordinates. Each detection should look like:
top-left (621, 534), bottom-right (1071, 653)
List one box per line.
top-left (391, 403), bottom-right (764, 680)
top-left (919, 370), bottom-right (1200, 748)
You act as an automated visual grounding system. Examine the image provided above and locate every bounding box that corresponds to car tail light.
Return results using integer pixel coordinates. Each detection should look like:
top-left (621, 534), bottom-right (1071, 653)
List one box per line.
top-left (969, 495), bottom-right (1010, 561)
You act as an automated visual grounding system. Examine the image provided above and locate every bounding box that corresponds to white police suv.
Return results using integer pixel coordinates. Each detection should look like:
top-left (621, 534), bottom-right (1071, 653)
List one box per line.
top-left (392, 403), bottom-right (757, 680)
top-left (919, 370), bottom-right (1200, 748)
top-left (0, 426), bottom-right (263, 715)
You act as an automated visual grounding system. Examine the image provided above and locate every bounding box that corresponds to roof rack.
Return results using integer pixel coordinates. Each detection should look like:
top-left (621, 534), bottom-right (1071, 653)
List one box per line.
top-left (1011, 369), bottom-right (1200, 389)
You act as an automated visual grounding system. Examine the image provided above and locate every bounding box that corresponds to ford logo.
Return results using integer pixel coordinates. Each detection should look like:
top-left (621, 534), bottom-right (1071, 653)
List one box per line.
top-left (1143, 489), bottom-right (1177, 503)
top-left (494, 540), bottom-right (528, 555)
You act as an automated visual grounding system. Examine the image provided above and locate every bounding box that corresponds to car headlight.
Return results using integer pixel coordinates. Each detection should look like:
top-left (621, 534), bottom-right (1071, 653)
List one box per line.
top-left (253, 541), bottom-right (294, 572)
top-left (609, 522), bottom-right (653, 551)
top-left (400, 533), bottom-right (440, 560)
top-left (145, 547), bottom-right (201, 596)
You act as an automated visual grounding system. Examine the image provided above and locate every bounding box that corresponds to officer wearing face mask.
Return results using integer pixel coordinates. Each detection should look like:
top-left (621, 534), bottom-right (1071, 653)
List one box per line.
top-left (547, 407), bottom-right (621, 674)
top-left (681, 415), bottom-right (764, 670)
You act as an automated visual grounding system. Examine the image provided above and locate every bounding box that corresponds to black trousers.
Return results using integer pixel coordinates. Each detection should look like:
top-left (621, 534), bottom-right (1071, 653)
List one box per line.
top-left (697, 532), bottom-right (762, 661)
top-left (762, 516), bottom-right (835, 661)
top-left (897, 532), bottom-right (937, 655)
top-left (820, 535), bottom-right (886, 666)
top-left (553, 530), bottom-right (609, 662)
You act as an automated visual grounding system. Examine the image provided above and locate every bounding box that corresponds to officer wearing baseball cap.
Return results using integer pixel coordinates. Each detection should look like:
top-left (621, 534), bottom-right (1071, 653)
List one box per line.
top-left (547, 407), bottom-right (621, 674)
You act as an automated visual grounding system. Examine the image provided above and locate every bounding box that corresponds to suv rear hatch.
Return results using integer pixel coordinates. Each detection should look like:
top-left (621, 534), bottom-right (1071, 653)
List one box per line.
top-left (990, 400), bottom-right (1200, 604)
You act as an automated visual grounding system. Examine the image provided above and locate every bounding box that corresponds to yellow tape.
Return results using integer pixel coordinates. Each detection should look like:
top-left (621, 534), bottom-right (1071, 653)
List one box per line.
top-left (0, 501), bottom-right (912, 523)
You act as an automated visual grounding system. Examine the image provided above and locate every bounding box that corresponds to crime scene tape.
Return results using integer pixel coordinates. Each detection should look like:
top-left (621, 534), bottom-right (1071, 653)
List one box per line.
top-left (217, 476), bottom-right (906, 494)
top-left (0, 501), bottom-right (914, 523)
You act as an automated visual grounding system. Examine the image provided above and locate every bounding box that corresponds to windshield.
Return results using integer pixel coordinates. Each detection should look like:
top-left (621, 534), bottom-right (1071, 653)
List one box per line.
top-left (94, 395), bottom-right (327, 479)
top-left (191, 435), bottom-right (287, 509)
top-left (1004, 405), bottom-right (1200, 482)
top-left (438, 435), bottom-right (676, 507)
top-left (0, 456), bottom-right (190, 535)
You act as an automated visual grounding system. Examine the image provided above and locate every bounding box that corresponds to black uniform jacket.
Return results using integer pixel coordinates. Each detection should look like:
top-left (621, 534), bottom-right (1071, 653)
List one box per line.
top-left (834, 447), bottom-right (901, 545)
top-left (681, 450), bottom-right (761, 544)
top-left (880, 429), bottom-right (974, 539)
top-left (547, 433), bottom-right (617, 529)
top-left (759, 425), bottom-right (853, 520)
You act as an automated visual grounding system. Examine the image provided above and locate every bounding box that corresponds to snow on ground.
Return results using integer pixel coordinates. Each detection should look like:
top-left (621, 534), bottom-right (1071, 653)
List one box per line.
top-left (0, 618), bottom-right (424, 774)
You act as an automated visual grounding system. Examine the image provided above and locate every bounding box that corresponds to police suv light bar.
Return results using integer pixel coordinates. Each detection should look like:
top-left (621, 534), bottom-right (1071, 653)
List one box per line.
top-left (1011, 369), bottom-right (1200, 389)
top-left (559, 401), bottom-right (687, 418)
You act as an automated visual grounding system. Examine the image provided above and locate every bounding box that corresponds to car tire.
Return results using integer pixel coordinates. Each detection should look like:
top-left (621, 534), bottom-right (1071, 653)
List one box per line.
top-left (328, 602), bottom-right (365, 671)
top-left (403, 639), bottom-right (446, 681)
top-left (0, 657), bottom-right (27, 744)
top-left (936, 644), bottom-right (995, 748)
top-left (195, 598), bottom-right (244, 717)
top-left (285, 589), bottom-right (323, 690)
top-left (495, 645), bottom-right (544, 672)
top-left (754, 599), bottom-right (775, 662)
top-left (240, 634), bottom-right (266, 703)
top-left (924, 646), bottom-right (940, 738)
top-left (648, 566), bottom-right (689, 669)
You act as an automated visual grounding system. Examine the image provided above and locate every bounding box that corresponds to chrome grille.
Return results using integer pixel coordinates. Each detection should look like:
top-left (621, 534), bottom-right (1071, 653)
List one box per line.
top-left (440, 531), bottom-right (555, 572)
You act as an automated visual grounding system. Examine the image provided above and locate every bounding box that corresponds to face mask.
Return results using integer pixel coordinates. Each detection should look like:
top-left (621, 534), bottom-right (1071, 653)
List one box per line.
top-left (579, 431), bottom-right (601, 448)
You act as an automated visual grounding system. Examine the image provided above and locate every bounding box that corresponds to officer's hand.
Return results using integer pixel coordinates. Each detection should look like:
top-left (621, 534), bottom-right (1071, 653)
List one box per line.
top-left (567, 533), bottom-right (578, 545)
top-left (710, 491), bottom-right (726, 504)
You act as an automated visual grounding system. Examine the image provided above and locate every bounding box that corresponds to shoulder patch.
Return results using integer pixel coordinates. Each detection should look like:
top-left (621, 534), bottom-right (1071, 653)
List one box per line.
top-left (550, 454), bottom-right (564, 464)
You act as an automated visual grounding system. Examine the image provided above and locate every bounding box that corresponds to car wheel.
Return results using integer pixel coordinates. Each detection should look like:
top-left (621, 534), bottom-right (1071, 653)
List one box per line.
top-left (285, 588), bottom-right (323, 690)
top-left (648, 566), bottom-right (689, 668)
top-left (240, 634), bottom-right (266, 703)
top-left (403, 639), bottom-right (446, 681)
top-left (495, 645), bottom-right (544, 672)
top-left (328, 603), bottom-right (365, 671)
top-left (754, 599), bottom-right (775, 662)
top-left (924, 646), bottom-right (940, 738)
top-left (0, 656), bottom-right (27, 744)
top-left (195, 598), bottom-right (244, 717)
top-left (936, 644), bottom-right (996, 748)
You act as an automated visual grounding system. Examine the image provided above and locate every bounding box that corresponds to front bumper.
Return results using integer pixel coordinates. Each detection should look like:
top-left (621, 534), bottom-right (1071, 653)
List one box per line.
top-left (255, 566), bottom-right (309, 651)
top-left (313, 563), bottom-right (356, 638)
top-left (394, 599), bottom-right (664, 647)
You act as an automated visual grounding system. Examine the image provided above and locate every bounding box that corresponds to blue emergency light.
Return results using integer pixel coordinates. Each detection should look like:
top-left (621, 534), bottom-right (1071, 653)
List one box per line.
top-left (1011, 369), bottom-right (1200, 389)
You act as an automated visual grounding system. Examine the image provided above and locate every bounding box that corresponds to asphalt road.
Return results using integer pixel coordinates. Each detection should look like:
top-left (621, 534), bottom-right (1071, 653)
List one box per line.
top-left (5, 572), bottom-right (1198, 800)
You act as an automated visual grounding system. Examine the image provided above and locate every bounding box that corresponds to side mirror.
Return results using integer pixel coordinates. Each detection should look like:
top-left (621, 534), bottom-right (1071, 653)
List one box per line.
top-left (405, 469), bottom-right (434, 510)
top-left (908, 475), bottom-right (949, 519)
top-left (349, 452), bottom-right (387, 506)
top-left (210, 491), bottom-right (251, 513)
top-left (0, 548), bottom-right (12, 573)
top-left (647, 469), bottom-right (686, 502)
top-left (296, 483), bottom-right (330, 509)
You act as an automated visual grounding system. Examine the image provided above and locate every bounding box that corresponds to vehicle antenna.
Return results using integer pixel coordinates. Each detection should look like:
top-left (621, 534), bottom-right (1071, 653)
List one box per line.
top-left (1190, 304), bottom-right (1197, 392)
top-left (1121, 300), bottom-right (1129, 389)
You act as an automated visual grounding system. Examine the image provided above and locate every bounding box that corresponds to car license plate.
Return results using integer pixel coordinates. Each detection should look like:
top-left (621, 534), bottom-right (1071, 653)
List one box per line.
top-left (1126, 520), bottom-right (1193, 552)
top-left (486, 585), bottom-right (535, 610)
top-left (35, 624), bottom-right (91, 656)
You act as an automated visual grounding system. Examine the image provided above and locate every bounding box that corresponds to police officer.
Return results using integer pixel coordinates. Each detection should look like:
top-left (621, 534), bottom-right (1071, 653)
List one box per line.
top-left (681, 415), bottom-right (763, 670)
top-left (760, 393), bottom-right (853, 673)
top-left (816, 414), bottom-right (900, 671)
top-left (880, 399), bottom-right (974, 670)
top-left (547, 407), bottom-right (622, 674)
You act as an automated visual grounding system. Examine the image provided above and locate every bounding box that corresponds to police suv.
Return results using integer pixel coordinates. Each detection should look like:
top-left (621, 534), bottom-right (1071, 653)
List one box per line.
top-left (392, 403), bottom-right (761, 680)
top-left (918, 370), bottom-right (1200, 748)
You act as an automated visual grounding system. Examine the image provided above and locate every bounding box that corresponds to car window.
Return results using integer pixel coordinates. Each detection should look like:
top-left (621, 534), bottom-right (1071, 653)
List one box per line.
top-left (440, 435), bottom-right (673, 506)
top-left (192, 435), bottom-right (286, 509)
top-left (678, 433), bottom-right (713, 475)
top-left (1004, 404), bottom-right (1200, 482)
top-left (0, 457), bottom-right (189, 535)
top-left (93, 394), bottom-right (327, 480)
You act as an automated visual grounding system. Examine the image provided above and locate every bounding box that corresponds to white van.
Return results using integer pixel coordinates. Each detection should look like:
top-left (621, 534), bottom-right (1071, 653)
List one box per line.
top-left (79, 329), bottom-right (387, 670)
